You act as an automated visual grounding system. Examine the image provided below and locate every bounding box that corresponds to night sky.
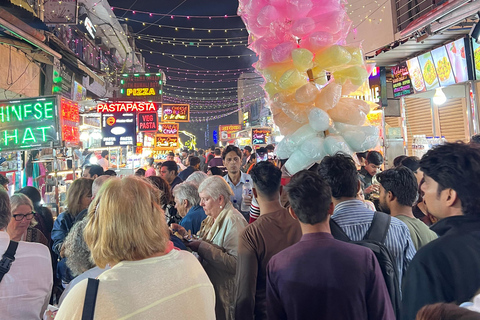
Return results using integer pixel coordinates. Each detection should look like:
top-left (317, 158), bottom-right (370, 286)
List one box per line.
top-left (108, 0), bottom-right (259, 148)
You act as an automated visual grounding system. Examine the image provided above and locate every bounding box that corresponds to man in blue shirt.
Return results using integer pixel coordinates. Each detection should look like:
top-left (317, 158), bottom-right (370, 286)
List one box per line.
top-left (318, 153), bottom-right (416, 286)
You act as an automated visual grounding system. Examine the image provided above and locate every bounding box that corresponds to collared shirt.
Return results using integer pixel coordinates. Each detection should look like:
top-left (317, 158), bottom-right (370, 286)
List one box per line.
top-left (224, 172), bottom-right (257, 217)
top-left (0, 231), bottom-right (53, 319)
top-left (332, 200), bottom-right (416, 283)
top-left (266, 232), bottom-right (395, 320)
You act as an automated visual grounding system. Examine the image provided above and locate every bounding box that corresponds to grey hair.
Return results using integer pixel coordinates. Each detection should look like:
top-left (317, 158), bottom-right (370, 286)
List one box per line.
top-left (10, 193), bottom-right (33, 213)
top-left (198, 176), bottom-right (233, 203)
top-left (64, 218), bottom-right (95, 276)
top-left (172, 182), bottom-right (201, 207)
top-left (185, 171), bottom-right (208, 188)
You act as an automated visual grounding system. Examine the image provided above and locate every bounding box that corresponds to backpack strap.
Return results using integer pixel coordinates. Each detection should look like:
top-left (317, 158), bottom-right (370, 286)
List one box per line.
top-left (364, 211), bottom-right (391, 243)
top-left (329, 218), bottom-right (351, 242)
top-left (81, 278), bottom-right (100, 320)
top-left (0, 240), bottom-right (18, 282)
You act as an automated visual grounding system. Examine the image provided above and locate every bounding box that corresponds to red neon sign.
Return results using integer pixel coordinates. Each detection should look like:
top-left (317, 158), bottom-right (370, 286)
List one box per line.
top-left (60, 97), bottom-right (80, 146)
top-left (97, 102), bottom-right (159, 113)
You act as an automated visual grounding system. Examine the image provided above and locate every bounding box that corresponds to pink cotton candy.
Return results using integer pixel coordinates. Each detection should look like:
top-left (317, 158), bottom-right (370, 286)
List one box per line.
top-left (272, 42), bottom-right (297, 63)
top-left (257, 5), bottom-right (281, 26)
top-left (286, 0), bottom-right (313, 20)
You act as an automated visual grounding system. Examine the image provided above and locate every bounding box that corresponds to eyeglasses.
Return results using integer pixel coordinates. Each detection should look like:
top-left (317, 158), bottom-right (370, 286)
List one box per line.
top-left (13, 212), bottom-right (35, 221)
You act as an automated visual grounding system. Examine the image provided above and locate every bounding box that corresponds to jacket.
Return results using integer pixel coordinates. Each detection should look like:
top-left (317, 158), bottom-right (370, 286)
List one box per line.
top-left (401, 215), bottom-right (480, 320)
top-left (51, 211), bottom-right (75, 255)
top-left (197, 202), bottom-right (247, 320)
top-left (179, 205), bottom-right (207, 235)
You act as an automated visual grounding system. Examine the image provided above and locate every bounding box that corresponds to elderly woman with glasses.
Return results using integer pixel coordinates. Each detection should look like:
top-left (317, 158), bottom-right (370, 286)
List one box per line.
top-left (7, 193), bottom-right (48, 246)
top-left (172, 182), bottom-right (207, 235)
top-left (55, 176), bottom-right (215, 319)
top-left (172, 176), bottom-right (248, 320)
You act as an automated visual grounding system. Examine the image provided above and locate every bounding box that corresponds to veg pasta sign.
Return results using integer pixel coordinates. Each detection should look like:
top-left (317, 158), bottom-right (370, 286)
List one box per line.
top-left (0, 96), bottom-right (60, 151)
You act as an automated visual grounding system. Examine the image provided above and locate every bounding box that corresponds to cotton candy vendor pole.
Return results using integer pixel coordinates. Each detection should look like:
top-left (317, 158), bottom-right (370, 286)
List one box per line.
top-left (238, 0), bottom-right (379, 175)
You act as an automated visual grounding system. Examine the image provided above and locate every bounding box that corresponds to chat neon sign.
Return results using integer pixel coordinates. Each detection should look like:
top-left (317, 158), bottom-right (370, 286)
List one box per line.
top-left (0, 96), bottom-right (59, 150)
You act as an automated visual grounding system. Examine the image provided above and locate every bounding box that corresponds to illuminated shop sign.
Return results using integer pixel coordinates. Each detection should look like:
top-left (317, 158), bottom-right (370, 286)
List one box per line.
top-left (392, 62), bottom-right (414, 98)
top-left (0, 96), bottom-right (60, 151)
top-left (60, 97), bottom-right (80, 147)
top-left (252, 128), bottom-right (271, 145)
top-left (159, 122), bottom-right (179, 135)
top-left (138, 112), bottom-right (158, 132)
top-left (154, 134), bottom-right (179, 150)
top-left (97, 101), bottom-right (159, 113)
top-left (219, 124), bottom-right (242, 141)
top-left (161, 104), bottom-right (190, 122)
top-left (119, 73), bottom-right (163, 100)
top-left (101, 112), bottom-right (136, 147)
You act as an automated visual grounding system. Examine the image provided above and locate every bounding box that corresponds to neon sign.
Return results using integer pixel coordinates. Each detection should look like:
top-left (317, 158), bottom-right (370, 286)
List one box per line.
top-left (120, 73), bottom-right (163, 100)
top-left (219, 124), bottom-right (242, 141)
top-left (161, 104), bottom-right (190, 122)
top-left (252, 128), bottom-right (271, 145)
top-left (60, 97), bottom-right (80, 146)
top-left (159, 123), bottom-right (179, 136)
top-left (0, 96), bottom-right (60, 150)
top-left (138, 112), bottom-right (158, 132)
top-left (97, 102), bottom-right (159, 113)
top-left (154, 134), bottom-right (179, 150)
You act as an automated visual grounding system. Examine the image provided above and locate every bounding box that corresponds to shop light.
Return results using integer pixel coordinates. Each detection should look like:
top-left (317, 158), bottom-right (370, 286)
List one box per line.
top-left (89, 157), bottom-right (98, 164)
top-left (275, 135), bottom-right (284, 142)
top-left (433, 88), bottom-right (447, 105)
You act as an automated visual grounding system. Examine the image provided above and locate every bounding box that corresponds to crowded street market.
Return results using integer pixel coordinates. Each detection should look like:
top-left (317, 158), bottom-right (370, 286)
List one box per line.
top-left (1, 0), bottom-right (480, 319)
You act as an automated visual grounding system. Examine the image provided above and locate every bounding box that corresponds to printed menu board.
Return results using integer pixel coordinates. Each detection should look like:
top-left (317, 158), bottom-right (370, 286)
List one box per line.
top-left (471, 39), bottom-right (480, 80)
top-left (445, 38), bottom-right (469, 83)
top-left (417, 52), bottom-right (440, 90)
top-left (391, 62), bottom-right (414, 97)
top-left (406, 57), bottom-right (426, 93)
top-left (431, 46), bottom-right (456, 87)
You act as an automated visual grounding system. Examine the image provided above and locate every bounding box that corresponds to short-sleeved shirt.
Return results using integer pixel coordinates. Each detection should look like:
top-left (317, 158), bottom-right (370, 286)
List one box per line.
top-left (395, 215), bottom-right (437, 250)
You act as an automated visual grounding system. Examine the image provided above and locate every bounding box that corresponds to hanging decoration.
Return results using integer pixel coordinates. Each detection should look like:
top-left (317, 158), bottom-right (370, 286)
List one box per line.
top-left (137, 48), bottom-right (255, 59)
top-left (238, 0), bottom-right (380, 175)
top-left (119, 18), bottom-right (246, 32)
top-left (112, 7), bottom-right (240, 19)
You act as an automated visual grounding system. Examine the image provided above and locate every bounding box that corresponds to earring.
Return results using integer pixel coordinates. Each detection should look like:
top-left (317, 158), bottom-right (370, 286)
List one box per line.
top-left (220, 206), bottom-right (223, 209)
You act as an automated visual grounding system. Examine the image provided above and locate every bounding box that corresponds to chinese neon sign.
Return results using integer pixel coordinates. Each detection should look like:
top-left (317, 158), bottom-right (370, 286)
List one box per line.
top-left (97, 101), bottom-right (159, 113)
top-left (60, 97), bottom-right (80, 146)
top-left (161, 104), bottom-right (190, 122)
top-left (119, 73), bottom-right (163, 100)
top-left (159, 123), bottom-right (179, 136)
top-left (0, 96), bottom-right (60, 150)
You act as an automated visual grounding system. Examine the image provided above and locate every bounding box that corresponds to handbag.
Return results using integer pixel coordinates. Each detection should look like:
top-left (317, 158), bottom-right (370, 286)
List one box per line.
top-left (81, 278), bottom-right (100, 320)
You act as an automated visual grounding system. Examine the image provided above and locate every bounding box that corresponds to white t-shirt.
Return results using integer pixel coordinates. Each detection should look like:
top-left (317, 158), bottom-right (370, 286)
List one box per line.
top-left (97, 158), bottom-right (108, 171)
top-left (56, 250), bottom-right (216, 319)
top-left (0, 231), bottom-right (52, 319)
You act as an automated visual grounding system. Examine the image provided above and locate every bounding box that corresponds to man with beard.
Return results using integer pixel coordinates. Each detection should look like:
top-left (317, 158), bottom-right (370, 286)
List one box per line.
top-left (377, 167), bottom-right (437, 251)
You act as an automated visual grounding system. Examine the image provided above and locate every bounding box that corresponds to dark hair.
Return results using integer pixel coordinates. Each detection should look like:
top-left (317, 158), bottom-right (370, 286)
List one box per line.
top-left (198, 149), bottom-right (204, 155)
top-left (189, 156), bottom-right (200, 167)
top-left (210, 146), bottom-right (215, 151)
top-left (471, 134), bottom-right (480, 145)
top-left (318, 154), bottom-right (358, 198)
top-left (356, 151), bottom-right (368, 160)
top-left (101, 150), bottom-right (109, 158)
top-left (222, 145), bottom-right (241, 160)
top-left (416, 302), bottom-right (480, 320)
top-left (285, 170), bottom-right (332, 224)
top-left (85, 165), bottom-right (104, 177)
top-left (366, 151), bottom-right (384, 166)
top-left (168, 152), bottom-right (175, 157)
top-left (393, 155), bottom-right (408, 167)
top-left (250, 162), bottom-right (282, 200)
top-left (0, 190), bottom-right (10, 229)
top-left (147, 158), bottom-right (154, 166)
top-left (420, 142), bottom-right (480, 216)
top-left (207, 153), bottom-right (215, 163)
top-left (26, 150), bottom-right (40, 178)
top-left (135, 168), bottom-right (146, 177)
top-left (214, 148), bottom-right (221, 156)
top-left (400, 156), bottom-right (420, 173)
top-left (0, 174), bottom-right (8, 187)
top-left (148, 176), bottom-right (174, 206)
top-left (256, 147), bottom-right (267, 155)
top-left (103, 169), bottom-right (117, 176)
top-left (161, 161), bottom-right (178, 175)
top-left (244, 146), bottom-right (252, 152)
top-left (265, 144), bottom-right (275, 152)
top-left (377, 167), bottom-right (418, 206)
top-left (208, 166), bottom-right (223, 176)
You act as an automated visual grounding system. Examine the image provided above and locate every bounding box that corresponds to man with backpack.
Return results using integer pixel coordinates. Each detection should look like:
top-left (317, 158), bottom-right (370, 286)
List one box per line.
top-left (318, 153), bottom-right (416, 290)
top-left (266, 170), bottom-right (394, 320)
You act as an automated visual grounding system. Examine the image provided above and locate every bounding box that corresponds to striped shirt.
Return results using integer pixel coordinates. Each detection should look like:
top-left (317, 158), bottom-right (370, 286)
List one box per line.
top-left (332, 200), bottom-right (416, 284)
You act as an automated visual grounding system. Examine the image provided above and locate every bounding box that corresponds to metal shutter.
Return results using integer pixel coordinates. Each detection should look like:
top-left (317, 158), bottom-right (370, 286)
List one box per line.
top-left (438, 98), bottom-right (468, 143)
top-left (404, 98), bottom-right (433, 156)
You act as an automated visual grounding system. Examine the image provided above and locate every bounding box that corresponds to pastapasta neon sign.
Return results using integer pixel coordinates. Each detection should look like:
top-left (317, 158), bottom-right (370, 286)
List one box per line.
top-left (97, 102), bottom-right (159, 113)
top-left (0, 96), bottom-right (60, 150)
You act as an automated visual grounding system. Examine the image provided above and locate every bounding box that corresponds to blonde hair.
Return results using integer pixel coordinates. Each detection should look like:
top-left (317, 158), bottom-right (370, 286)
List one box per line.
top-left (84, 176), bottom-right (169, 268)
top-left (66, 178), bottom-right (93, 216)
top-left (198, 176), bottom-right (233, 203)
top-left (10, 193), bottom-right (37, 227)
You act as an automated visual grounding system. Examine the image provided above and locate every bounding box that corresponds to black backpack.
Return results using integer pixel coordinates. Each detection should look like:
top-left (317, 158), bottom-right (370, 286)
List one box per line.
top-left (330, 211), bottom-right (401, 319)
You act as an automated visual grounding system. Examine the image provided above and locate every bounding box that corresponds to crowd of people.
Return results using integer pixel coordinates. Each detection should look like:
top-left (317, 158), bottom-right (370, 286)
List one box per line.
top-left (1, 141), bottom-right (480, 319)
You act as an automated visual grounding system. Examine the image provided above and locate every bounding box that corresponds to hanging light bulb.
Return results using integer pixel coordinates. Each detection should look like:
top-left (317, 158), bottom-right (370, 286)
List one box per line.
top-left (433, 87), bottom-right (447, 105)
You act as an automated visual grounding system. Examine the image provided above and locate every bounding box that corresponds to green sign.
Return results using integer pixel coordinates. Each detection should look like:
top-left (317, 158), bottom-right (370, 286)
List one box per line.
top-left (0, 96), bottom-right (60, 151)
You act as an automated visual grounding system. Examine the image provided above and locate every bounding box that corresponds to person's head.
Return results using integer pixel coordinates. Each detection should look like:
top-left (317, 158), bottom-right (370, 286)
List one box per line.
top-left (471, 134), bottom-right (480, 145)
top-left (364, 151), bottom-right (383, 176)
top-left (83, 165), bottom-right (104, 179)
top-left (64, 218), bottom-right (95, 276)
top-left (285, 170), bottom-right (333, 225)
top-left (356, 152), bottom-right (368, 166)
top-left (147, 157), bottom-right (154, 167)
top-left (207, 166), bottom-right (223, 176)
top-left (166, 152), bottom-right (175, 161)
top-left (147, 176), bottom-right (174, 206)
top-left (85, 176), bottom-right (169, 268)
top-left (400, 156), bottom-right (422, 185)
top-left (318, 154), bottom-right (359, 199)
top-left (181, 150), bottom-right (188, 158)
top-left (160, 161), bottom-right (178, 183)
top-left (185, 171), bottom-right (208, 188)
top-left (173, 182), bottom-right (201, 217)
top-left (0, 190), bottom-right (10, 230)
top-left (103, 169), bottom-right (117, 176)
top-left (377, 167), bottom-right (418, 214)
top-left (189, 156), bottom-right (201, 170)
top-left (416, 302), bottom-right (480, 320)
top-left (250, 161), bottom-right (282, 201)
top-left (66, 178), bottom-right (94, 216)
top-left (92, 175), bottom-right (112, 199)
top-left (420, 142), bottom-right (480, 219)
top-left (135, 168), bottom-right (146, 177)
top-left (16, 186), bottom-right (41, 208)
top-left (222, 145), bottom-right (242, 175)
top-left (0, 174), bottom-right (8, 192)
top-left (214, 148), bottom-right (221, 156)
top-left (198, 176), bottom-right (234, 218)
top-left (244, 146), bottom-right (252, 156)
top-left (393, 155), bottom-right (408, 167)
top-left (265, 144), bottom-right (275, 153)
top-left (210, 146), bottom-right (215, 152)
top-left (8, 193), bottom-right (35, 236)
top-left (101, 150), bottom-right (109, 159)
